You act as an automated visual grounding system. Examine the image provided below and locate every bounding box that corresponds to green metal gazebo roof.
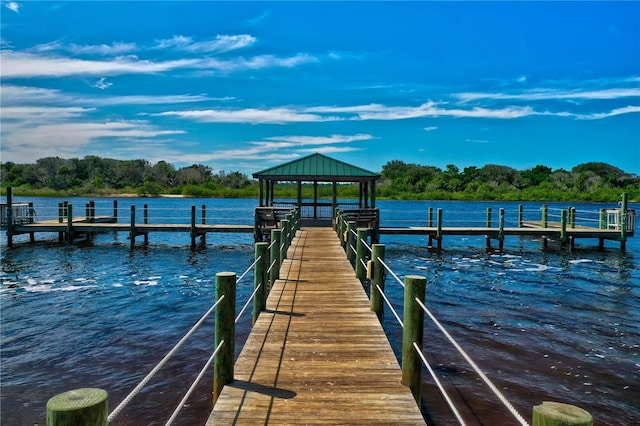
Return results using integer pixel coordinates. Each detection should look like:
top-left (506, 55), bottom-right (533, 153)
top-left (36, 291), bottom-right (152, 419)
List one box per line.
top-left (253, 153), bottom-right (380, 182)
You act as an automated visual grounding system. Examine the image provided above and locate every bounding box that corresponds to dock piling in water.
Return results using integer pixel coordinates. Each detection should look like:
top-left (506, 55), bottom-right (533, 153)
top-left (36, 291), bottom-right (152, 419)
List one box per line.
top-left (402, 274), bottom-right (426, 405)
top-left (532, 401), bottom-right (593, 426)
top-left (46, 388), bottom-right (108, 426)
top-left (213, 272), bottom-right (236, 404)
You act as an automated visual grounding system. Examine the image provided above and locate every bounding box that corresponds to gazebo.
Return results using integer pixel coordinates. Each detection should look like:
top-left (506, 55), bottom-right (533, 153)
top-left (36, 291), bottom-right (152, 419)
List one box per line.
top-left (253, 153), bottom-right (381, 224)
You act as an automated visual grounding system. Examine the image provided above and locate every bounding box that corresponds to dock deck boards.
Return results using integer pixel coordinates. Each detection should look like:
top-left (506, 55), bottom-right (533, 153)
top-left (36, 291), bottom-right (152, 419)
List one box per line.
top-left (206, 227), bottom-right (426, 425)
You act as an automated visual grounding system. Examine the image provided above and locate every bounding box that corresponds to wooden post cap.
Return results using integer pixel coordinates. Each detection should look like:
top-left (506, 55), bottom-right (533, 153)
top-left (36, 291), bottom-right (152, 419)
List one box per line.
top-left (46, 388), bottom-right (108, 426)
top-left (533, 401), bottom-right (593, 426)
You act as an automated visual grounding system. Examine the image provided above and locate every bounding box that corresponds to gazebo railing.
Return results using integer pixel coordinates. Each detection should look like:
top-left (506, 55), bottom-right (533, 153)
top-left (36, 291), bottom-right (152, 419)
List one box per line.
top-left (273, 201), bottom-right (360, 219)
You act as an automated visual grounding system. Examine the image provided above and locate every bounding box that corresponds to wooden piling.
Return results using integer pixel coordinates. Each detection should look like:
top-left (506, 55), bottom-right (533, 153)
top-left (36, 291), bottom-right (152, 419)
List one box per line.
top-left (355, 229), bottom-right (367, 280)
top-left (499, 208), bottom-right (505, 250)
top-left (58, 202), bottom-right (64, 243)
top-left (6, 187), bottom-right (13, 247)
top-left (541, 204), bottom-right (548, 250)
top-left (436, 208), bottom-right (443, 251)
top-left (46, 388), bottom-right (108, 426)
top-left (253, 242), bottom-right (268, 324)
top-left (66, 204), bottom-right (73, 244)
top-left (130, 205), bottom-right (136, 249)
top-left (620, 192), bottom-right (628, 250)
top-left (560, 209), bottom-right (568, 246)
top-left (347, 221), bottom-right (356, 265)
top-left (486, 207), bottom-right (492, 249)
top-left (143, 204), bottom-right (149, 245)
top-left (518, 204), bottom-right (523, 227)
top-left (532, 401), bottom-right (593, 426)
top-left (280, 219), bottom-right (289, 266)
top-left (201, 204), bottom-right (207, 244)
top-left (370, 244), bottom-right (386, 322)
top-left (213, 272), bottom-right (236, 404)
top-left (270, 229), bottom-right (281, 287)
top-left (190, 205), bottom-right (197, 249)
top-left (402, 275), bottom-right (426, 404)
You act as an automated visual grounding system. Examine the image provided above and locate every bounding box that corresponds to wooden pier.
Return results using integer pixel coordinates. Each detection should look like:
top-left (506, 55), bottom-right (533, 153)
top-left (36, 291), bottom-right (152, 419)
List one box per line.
top-left (207, 227), bottom-right (426, 425)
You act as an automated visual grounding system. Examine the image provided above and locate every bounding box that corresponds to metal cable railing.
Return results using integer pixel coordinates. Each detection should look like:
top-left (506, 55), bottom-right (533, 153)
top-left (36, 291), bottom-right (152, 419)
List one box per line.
top-left (107, 294), bottom-right (227, 422)
top-left (415, 298), bottom-right (529, 426)
top-left (351, 229), bottom-right (528, 426)
top-left (108, 253), bottom-right (266, 423)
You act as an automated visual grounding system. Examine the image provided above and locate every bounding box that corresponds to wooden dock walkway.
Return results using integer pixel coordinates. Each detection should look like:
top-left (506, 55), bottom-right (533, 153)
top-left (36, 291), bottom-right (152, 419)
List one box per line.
top-left (207, 227), bottom-right (426, 425)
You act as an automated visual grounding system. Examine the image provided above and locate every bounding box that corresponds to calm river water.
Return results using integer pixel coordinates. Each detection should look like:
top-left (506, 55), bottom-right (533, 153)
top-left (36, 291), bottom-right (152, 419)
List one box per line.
top-left (1, 197), bottom-right (638, 425)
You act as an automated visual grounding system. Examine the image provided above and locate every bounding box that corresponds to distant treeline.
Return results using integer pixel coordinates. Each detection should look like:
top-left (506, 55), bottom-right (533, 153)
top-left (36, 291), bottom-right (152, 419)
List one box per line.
top-left (1, 156), bottom-right (638, 202)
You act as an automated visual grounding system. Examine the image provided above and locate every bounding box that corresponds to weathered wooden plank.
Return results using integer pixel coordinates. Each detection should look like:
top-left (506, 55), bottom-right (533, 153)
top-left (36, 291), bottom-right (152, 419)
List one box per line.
top-left (206, 227), bottom-right (426, 425)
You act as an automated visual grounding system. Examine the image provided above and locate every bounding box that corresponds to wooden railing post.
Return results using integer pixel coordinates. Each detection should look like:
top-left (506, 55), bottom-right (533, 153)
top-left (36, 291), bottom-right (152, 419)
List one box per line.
top-left (113, 200), bottom-right (118, 222)
top-left (286, 213), bottom-right (294, 243)
top-left (130, 205), bottom-right (136, 249)
top-left (560, 209), bottom-right (568, 246)
top-left (6, 187), bottom-right (13, 247)
top-left (46, 388), bottom-right (108, 426)
top-left (280, 219), bottom-right (289, 264)
top-left (213, 272), bottom-right (236, 404)
top-left (201, 204), bottom-right (207, 245)
top-left (347, 221), bottom-right (356, 265)
top-left (143, 204), bottom-right (149, 245)
top-left (518, 204), bottom-right (523, 227)
top-left (620, 192), bottom-right (628, 250)
top-left (532, 401), bottom-right (593, 426)
top-left (66, 204), bottom-right (73, 244)
top-left (355, 229), bottom-right (367, 280)
top-left (599, 208), bottom-right (606, 229)
top-left (190, 205), bottom-right (197, 249)
top-left (498, 208), bottom-right (505, 250)
top-left (541, 205), bottom-right (549, 250)
top-left (569, 207), bottom-right (576, 228)
top-left (486, 207), bottom-right (492, 249)
top-left (270, 229), bottom-right (281, 285)
top-left (436, 208), bottom-right (443, 251)
top-left (428, 207), bottom-right (433, 228)
top-left (402, 275), bottom-right (426, 405)
top-left (370, 244), bottom-right (386, 321)
top-left (253, 242), bottom-right (268, 324)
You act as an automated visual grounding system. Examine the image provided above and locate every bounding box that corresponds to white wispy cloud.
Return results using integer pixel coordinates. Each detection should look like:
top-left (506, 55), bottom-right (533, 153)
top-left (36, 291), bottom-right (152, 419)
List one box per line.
top-left (154, 34), bottom-right (256, 53)
top-left (1, 51), bottom-right (200, 78)
top-left (155, 107), bottom-right (336, 124)
top-left (5, 1), bottom-right (20, 13)
top-left (263, 134), bottom-right (374, 145)
top-left (1, 84), bottom-right (225, 107)
top-left (1, 103), bottom-right (186, 163)
top-left (456, 87), bottom-right (640, 102)
top-left (185, 35), bottom-right (257, 53)
top-left (309, 102), bottom-right (535, 120)
top-left (252, 133), bottom-right (374, 150)
top-left (577, 105), bottom-right (640, 120)
top-left (92, 77), bottom-right (112, 90)
top-left (423, 126), bottom-right (438, 131)
top-left (1, 51), bottom-right (317, 78)
top-left (171, 148), bottom-right (298, 164)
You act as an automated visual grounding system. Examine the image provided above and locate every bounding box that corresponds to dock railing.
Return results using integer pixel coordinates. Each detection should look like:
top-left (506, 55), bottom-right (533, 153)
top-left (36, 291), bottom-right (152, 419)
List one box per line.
top-left (44, 215), bottom-right (301, 425)
top-left (337, 215), bottom-right (593, 426)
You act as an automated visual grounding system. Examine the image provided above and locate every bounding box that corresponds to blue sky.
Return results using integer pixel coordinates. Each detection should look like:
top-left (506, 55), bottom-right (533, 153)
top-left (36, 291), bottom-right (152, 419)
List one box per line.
top-left (1, 1), bottom-right (639, 176)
